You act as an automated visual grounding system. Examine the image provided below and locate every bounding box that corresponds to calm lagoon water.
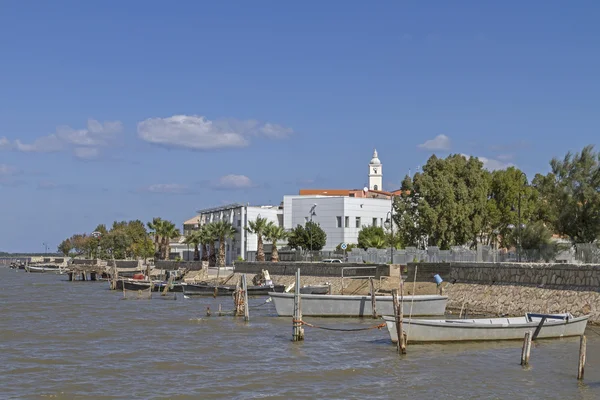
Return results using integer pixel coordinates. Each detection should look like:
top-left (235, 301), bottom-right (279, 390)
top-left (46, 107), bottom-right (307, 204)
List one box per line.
top-left (1, 267), bottom-right (599, 399)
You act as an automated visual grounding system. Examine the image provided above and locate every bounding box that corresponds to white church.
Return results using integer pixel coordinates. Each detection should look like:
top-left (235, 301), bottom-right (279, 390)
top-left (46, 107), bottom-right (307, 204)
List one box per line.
top-left (173, 149), bottom-right (397, 261)
top-left (282, 149), bottom-right (396, 251)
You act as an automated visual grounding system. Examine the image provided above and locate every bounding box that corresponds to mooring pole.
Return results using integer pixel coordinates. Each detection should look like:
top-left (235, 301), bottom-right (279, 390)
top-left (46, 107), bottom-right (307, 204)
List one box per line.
top-left (521, 331), bottom-right (532, 366)
top-left (242, 273), bottom-right (249, 322)
top-left (578, 335), bottom-right (587, 380)
top-left (399, 279), bottom-right (406, 353)
top-left (392, 289), bottom-right (401, 354)
top-left (293, 268), bottom-right (304, 341)
top-left (369, 278), bottom-right (377, 319)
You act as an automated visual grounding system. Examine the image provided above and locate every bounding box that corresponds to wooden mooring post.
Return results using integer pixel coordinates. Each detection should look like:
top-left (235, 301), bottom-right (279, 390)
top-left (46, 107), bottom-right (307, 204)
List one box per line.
top-left (242, 273), bottom-right (249, 322)
top-left (520, 331), bottom-right (532, 366)
top-left (369, 278), bottom-right (377, 319)
top-left (578, 335), bottom-right (587, 380)
top-left (399, 279), bottom-right (407, 353)
top-left (292, 268), bottom-right (304, 342)
top-left (392, 289), bottom-right (406, 354)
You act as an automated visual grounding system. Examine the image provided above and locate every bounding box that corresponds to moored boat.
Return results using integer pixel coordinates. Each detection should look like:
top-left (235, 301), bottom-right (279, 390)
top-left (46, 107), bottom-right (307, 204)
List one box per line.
top-left (268, 292), bottom-right (447, 317)
top-left (115, 279), bottom-right (183, 292)
top-left (25, 265), bottom-right (65, 274)
top-left (299, 285), bottom-right (331, 295)
top-left (383, 313), bottom-right (590, 343)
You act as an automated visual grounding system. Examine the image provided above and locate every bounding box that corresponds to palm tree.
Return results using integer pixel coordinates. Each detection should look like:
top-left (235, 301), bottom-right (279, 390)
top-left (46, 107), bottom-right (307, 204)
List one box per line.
top-left (265, 223), bottom-right (288, 262)
top-left (211, 221), bottom-right (237, 283)
top-left (247, 216), bottom-right (270, 261)
top-left (204, 223), bottom-right (218, 268)
top-left (184, 230), bottom-right (202, 261)
top-left (197, 226), bottom-right (212, 262)
top-left (147, 217), bottom-right (164, 260)
top-left (160, 220), bottom-right (181, 260)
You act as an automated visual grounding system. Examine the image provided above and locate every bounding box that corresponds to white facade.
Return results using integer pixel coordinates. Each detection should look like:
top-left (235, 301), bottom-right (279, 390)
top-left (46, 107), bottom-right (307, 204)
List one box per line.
top-left (285, 195), bottom-right (392, 251)
top-left (368, 148), bottom-right (382, 191)
top-left (195, 203), bottom-right (282, 263)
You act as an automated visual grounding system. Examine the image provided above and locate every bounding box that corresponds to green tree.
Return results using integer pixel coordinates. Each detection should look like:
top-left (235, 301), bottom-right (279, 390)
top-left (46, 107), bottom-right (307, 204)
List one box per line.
top-left (211, 221), bottom-right (237, 282)
top-left (57, 239), bottom-right (72, 256)
top-left (548, 145), bottom-right (600, 243)
top-left (204, 223), bottom-right (218, 268)
top-left (287, 221), bottom-right (326, 252)
top-left (131, 235), bottom-right (155, 263)
top-left (147, 217), bottom-right (164, 259)
top-left (393, 176), bottom-right (424, 248)
top-left (100, 229), bottom-right (133, 259)
top-left (184, 229), bottom-right (202, 261)
top-left (264, 223), bottom-right (288, 262)
top-left (357, 225), bottom-right (387, 249)
top-left (398, 154), bottom-right (491, 249)
top-left (335, 242), bottom-right (357, 252)
top-left (246, 216), bottom-right (270, 261)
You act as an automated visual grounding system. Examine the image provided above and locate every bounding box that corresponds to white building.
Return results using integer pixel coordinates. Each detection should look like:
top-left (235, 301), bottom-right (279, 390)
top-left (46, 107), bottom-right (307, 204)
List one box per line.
top-left (283, 195), bottom-right (392, 251)
top-left (176, 204), bottom-right (282, 264)
top-left (368, 149), bottom-right (383, 191)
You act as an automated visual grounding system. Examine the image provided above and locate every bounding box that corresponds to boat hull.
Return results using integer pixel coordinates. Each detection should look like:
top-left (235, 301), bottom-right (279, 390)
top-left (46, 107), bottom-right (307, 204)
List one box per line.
top-left (25, 266), bottom-right (64, 274)
top-left (183, 284), bottom-right (285, 296)
top-left (383, 314), bottom-right (590, 343)
top-left (115, 280), bottom-right (183, 292)
top-left (268, 293), bottom-right (447, 317)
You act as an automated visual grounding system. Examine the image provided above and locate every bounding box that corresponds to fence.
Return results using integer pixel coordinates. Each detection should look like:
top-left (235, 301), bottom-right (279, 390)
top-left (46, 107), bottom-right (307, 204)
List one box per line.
top-left (246, 243), bottom-right (600, 264)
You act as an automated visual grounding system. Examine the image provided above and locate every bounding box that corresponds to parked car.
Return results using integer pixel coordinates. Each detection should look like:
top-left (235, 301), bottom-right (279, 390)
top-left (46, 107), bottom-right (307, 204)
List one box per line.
top-left (322, 259), bottom-right (343, 263)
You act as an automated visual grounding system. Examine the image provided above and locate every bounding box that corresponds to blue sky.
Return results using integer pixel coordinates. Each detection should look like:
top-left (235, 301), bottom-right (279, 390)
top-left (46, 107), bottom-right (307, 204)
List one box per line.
top-left (1, 1), bottom-right (599, 252)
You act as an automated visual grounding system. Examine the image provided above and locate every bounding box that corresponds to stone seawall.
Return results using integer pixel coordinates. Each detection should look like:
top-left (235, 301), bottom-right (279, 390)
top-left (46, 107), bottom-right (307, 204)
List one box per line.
top-left (410, 262), bottom-right (600, 324)
top-left (234, 261), bottom-right (391, 277)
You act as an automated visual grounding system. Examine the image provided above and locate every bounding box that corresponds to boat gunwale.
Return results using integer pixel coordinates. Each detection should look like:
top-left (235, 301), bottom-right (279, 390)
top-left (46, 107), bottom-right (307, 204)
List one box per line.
top-left (382, 314), bottom-right (590, 330)
top-left (267, 292), bottom-right (447, 301)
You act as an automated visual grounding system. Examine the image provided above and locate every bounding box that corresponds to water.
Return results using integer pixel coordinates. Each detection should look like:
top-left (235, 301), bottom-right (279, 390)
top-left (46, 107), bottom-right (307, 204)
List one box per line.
top-left (1, 268), bottom-right (600, 400)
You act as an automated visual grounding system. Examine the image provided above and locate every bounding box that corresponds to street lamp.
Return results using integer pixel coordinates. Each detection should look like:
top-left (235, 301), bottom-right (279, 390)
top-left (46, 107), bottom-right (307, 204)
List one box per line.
top-left (384, 208), bottom-right (393, 264)
top-left (308, 204), bottom-right (317, 262)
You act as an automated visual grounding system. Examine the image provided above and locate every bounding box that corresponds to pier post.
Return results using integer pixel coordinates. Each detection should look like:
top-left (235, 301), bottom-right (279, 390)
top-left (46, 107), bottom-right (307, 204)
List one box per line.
top-left (242, 273), bottom-right (249, 322)
top-left (578, 335), bottom-right (586, 380)
top-left (292, 268), bottom-right (304, 342)
top-left (90, 272), bottom-right (97, 281)
top-left (392, 289), bottom-right (404, 354)
top-left (68, 272), bottom-right (73, 282)
top-left (521, 331), bottom-right (532, 366)
top-left (399, 279), bottom-right (406, 353)
top-left (369, 278), bottom-right (377, 319)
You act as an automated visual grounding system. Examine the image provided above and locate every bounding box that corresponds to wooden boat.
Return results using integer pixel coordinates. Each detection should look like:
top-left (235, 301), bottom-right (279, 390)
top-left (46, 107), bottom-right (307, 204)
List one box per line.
top-left (383, 312), bottom-right (590, 343)
top-left (299, 285), bottom-right (330, 295)
top-left (115, 279), bottom-right (183, 292)
top-left (25, 265), bottom-right (65, 274)
top-left (183, 283), bottom-right (286, 296)
top-left (268, 293), bottom-right (447, 317)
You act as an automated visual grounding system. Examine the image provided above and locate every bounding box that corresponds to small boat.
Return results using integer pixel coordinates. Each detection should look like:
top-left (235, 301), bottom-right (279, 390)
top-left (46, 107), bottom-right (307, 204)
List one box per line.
top-left (299, 285), bottom-right (331, 295)
top-left (382, 313), bottom-right (590, 343)
top-left (25, 265), bottom-right (65, 274)
top-left (115, 279), bottom-right (183, 292)
top-left (268, 293), bottom-right (447, 317)
top-left (182, 283), bottom-right (286, 296)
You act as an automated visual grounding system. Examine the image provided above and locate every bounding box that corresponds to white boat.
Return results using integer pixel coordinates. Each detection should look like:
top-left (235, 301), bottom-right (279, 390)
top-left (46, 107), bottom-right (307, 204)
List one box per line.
top-left (25, 265), bottom-right (66, 274)
top-left (268, 292), bottom-right (447, 317)
top-left (383, 313), bottom-right (590, 343)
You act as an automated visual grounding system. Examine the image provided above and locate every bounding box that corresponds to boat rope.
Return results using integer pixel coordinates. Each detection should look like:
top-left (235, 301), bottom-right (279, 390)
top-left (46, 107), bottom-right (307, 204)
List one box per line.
top-left (293, 319), bottom-right (386, 332)
top-left (406, 265), bottom-right (417, 340)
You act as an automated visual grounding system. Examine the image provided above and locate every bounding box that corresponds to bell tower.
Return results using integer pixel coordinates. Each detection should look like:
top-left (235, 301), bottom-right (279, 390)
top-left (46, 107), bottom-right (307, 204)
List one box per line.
top-left (368, 149), bottom-right (382, 191)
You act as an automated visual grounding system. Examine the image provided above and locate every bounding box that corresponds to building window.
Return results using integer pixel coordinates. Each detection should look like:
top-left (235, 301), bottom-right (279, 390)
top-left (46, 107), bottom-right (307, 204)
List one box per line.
top-left (374, 185), bottom-right (378, 190)
top-left (345, 216), bottom-right (349, 228)
top-left (237, 219), bottom-right (241, 227)
top-left (355, 217), bottom-right (361, 228)
top-left (336, 216), bottom-right (342, 228)
top-left (373, 218), bottom-right (377, 227)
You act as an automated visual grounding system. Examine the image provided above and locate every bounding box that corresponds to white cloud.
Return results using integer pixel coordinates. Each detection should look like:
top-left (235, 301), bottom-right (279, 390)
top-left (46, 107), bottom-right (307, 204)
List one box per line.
top-left (213, 174), bottom-right (255, 190)
top-left (141, 183), bottom-right (190, 194)
top-left (73, 147), bottom-right (100, 160)
top-left (0, 163), bottom-right (19, 176)
top-left (461, 154), bottom-right (514, 171)
top-left (418, 134), bottom-right (451, 151)
top-left (0, 136), bottom-right (11, 149)
top-left (9, 119), bottom-right (122, 157)
top-left (137, 115), bottom-right (293, 150)
top-left (496, 154), bottom-right (514, 161)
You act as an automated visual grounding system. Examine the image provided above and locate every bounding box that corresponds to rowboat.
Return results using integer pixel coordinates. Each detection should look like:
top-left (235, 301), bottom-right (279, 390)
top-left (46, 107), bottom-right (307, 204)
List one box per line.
top-left (115, 279), bottom-right (184, 292)
top-left (383, 313), bottom-right (590, 343)
top-left (268, 293), bottom-right (447, 317)
top-left (25, 265), bottom-right (65, 274)
top-left (299, 285), bottom-right (331, 295)
top-left (183, 283), bottom-right (286, 296)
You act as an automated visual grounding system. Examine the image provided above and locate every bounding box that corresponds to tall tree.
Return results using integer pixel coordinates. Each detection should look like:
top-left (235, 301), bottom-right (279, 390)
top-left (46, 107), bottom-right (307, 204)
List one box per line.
top-left (159, 221), bottom-right (181, 260)
top-left (549, 145), bottom-right (600, 243)
top-left (184, 230), bottom-right (202, 261)
top-left (246, 216), bottom-right (270, 261)
top-left (147, 217), bottom-right (164, 259)
top-left (264, 223), bottom-right (288, 262)
top-left (57, 239), bottom-right (72, 257)
top-left (204, 223), bottom-right (218, 268)
top-left (211, 221), bottom-right (237, 282)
